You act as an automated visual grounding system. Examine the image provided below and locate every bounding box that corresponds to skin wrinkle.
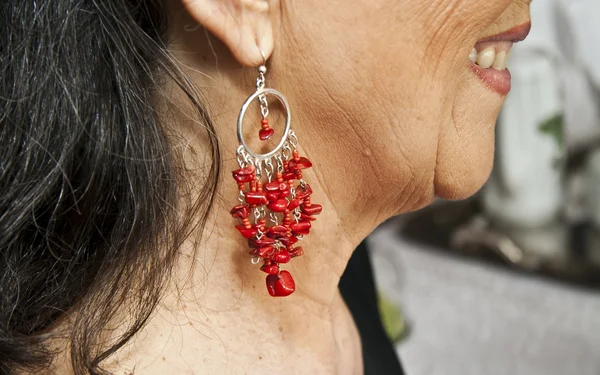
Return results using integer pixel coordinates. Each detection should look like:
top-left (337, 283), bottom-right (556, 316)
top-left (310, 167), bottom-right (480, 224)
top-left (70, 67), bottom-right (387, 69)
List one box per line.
top-left (297, 159), bottom-right (355, 281)
top-left (374, 122), bottom-right (420, 215)
top-left (386, 109), bottom-right (436, 212)
top-left (298, 87), bottom-right (364, 217)
top-left (322, 98), bottom-right (387, 214)
top-left (307, 53), bottom-right (422, 219)
top-left (423, 1), bottom-right (463, 76)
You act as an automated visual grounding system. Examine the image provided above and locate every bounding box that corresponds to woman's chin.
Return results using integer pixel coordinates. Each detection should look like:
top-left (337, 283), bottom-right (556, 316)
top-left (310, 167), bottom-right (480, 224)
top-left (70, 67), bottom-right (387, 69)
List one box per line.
top-left (433, 146), bottom-right (496, 200)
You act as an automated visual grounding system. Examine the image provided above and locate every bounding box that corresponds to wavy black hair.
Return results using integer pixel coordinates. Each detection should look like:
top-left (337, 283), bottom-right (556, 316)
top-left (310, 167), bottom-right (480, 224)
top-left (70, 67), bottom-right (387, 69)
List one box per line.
top-left (0, 1), bottom-right (219, 374)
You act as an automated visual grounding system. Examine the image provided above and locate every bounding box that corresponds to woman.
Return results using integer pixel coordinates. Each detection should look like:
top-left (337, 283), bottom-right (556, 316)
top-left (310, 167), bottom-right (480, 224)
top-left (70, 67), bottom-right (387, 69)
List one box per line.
top-left (0, 0), bottom-right (531, 374)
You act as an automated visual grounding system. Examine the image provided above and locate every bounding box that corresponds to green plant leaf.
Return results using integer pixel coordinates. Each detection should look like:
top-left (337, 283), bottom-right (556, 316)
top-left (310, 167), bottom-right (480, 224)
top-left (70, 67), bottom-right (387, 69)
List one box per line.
top-left (537, 113), bottom-right (564, 150)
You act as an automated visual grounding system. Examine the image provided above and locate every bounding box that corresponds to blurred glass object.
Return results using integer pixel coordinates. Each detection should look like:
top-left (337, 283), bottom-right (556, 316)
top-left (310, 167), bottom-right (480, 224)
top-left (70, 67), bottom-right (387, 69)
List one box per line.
top-left (483, 0), bottom-right (566, 258)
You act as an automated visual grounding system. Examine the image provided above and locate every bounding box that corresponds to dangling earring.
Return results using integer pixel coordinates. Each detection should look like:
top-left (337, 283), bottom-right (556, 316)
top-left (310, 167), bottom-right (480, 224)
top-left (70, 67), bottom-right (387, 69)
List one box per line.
top-left (230, 52), bottom-right (322, 297)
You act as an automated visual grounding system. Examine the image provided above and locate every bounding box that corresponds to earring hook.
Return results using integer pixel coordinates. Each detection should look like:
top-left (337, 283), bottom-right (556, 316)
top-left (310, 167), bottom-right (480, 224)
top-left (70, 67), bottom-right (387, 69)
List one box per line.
top-left (260, 49), bottom-right (267, 67)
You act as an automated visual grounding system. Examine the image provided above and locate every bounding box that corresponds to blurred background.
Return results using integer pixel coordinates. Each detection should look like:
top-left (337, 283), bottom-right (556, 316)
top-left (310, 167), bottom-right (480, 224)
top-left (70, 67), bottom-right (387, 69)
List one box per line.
top-left (369, 1), bottom-right (600, 374)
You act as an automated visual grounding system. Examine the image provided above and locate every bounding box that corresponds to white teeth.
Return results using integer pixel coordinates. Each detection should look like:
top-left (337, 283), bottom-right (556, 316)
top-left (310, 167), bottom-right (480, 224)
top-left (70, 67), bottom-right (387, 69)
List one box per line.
top-left (492, 50), bottom-right (507, 70)
top-left (471, 46), bottom-right (511, 71)
top-left (476, 47), bottom-right (496, 69)
top-left (469, 48), bottom-right (478, 63)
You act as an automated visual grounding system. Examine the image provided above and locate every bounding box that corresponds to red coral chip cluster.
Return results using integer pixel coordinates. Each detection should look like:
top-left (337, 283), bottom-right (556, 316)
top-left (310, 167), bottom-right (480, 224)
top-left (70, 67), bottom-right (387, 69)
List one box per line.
top-left (231, 150), bottom-right (321, 297)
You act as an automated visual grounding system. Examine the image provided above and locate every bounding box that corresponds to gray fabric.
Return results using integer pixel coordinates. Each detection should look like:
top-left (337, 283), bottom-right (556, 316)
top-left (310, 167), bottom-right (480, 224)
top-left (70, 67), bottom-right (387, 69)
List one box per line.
top-left (370, 219), bottom-right (600, 375)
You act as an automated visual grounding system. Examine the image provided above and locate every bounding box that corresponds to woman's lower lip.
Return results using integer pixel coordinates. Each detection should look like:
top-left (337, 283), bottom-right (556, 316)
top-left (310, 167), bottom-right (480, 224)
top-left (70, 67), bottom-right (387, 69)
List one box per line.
top-left (469, 62), bottom-right (512, 96)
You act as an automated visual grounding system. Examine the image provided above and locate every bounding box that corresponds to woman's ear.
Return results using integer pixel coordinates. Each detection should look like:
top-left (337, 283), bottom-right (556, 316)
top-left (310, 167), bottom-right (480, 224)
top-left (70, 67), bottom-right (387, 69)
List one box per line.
top-left (182, 0), bottom-right (274, 66)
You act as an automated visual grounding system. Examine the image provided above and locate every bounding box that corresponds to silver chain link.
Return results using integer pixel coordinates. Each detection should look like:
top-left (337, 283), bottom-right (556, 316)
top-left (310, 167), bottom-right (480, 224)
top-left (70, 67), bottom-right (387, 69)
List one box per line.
top-left (236, 145), bottom-right (247, 167)
top-left (276, 154), bottom-right (285, 173)
top-left (258, 94), bottom-right (269, 119)
top-left (256, 65), bottom-right (269, 119)
top-left (269, 211), bottom-right (279, 225)
top-left (288, 130), bottom-right (298, 149)
top-left (256, 70), bottom-right (265, 91)
top-left (282, 143), bottom-right (292, 160)
top-left (254, 159), bottom-right (263, 180)
top-left (264, 158), bottom-right (274, 182)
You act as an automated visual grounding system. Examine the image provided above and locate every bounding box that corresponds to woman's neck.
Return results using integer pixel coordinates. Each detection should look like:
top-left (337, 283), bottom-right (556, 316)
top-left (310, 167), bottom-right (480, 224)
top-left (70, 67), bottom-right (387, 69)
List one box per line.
top-left (90, 173), bottom-right (365, 374)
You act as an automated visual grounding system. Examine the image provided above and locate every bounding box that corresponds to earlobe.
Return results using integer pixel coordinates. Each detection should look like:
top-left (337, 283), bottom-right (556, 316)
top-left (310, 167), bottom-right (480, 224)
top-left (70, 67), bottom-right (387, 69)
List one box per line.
top-left (182, 0), bottom-right (274, 67)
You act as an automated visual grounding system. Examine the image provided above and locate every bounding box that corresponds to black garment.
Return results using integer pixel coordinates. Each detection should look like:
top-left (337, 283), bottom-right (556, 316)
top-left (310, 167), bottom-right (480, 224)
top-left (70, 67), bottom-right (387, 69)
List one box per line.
top-left (339, 241), bottom-right (405, 375)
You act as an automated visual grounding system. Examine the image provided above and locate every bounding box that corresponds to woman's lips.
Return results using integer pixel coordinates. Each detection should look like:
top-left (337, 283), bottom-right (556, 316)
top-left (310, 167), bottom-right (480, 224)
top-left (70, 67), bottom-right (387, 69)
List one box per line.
top-left (469, 22), bottom-right (532, 95)
top-left (469, 64), bottom-right (512, 96)
top-left (477, 22), bottom-right (532, 44)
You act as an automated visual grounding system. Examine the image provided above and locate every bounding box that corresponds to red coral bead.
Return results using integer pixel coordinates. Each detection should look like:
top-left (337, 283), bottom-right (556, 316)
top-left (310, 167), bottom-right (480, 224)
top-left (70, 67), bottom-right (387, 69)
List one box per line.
top-left (246, 191), bottom-right (268, 205)
top-left (288, 157), bottom-right (312, 171)
top-left (269, 225), bottom-right (289, 234)
top-left (230, 204), bottom-right (249, 219)
top-left (266, 191), bottom-right (280, 202)
top-left (265, 181), bottom-right (289, 196)
top-left (248, 237), bottom-right (275, 248)
top-left (257, 246), bottom-right (275, 258)
top-left (272, 249), bottom-right (291, 264)
top-left (282, 172), bottom-right (296, 181)
top-left (267, 225), bottom-right (289, 238)
top-left (278, 236), bottom-right (298, 247)
top-left (261, 263), bottom-right (279, 275)
top-left (236, 225), bottom-right (258, 239)
top-left (248, 247), bottom-right (258, 256)
top-left (299, 212), bottom-right (316, 222)
top-left (301, 204), bottom-right (322, 216)
top-left (290, 221), bottom-right (311, 235)
top-left (265, 181), bottom-right (280, 191)
top-left (288, 198), bottom-right (303, 210)
top-left (295, 184), bottom-right (313, 199)
top-left (232, 165), bottom-right (256, 183)
top-left (266, 270), bottom-right (295, 297)
top-left (268, 199), bottom-right (288, 212)
top-left (249, 246), bottom-right (275, 258)
top-left (290, 246), bottom-right (304, 258)
top-left (259, 128), bottom-right (275, 141)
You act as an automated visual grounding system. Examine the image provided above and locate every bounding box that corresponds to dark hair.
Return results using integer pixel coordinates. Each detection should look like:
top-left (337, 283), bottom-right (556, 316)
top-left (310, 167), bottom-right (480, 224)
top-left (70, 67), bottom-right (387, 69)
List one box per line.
top-left (0, 1), bottom-right (219, 374)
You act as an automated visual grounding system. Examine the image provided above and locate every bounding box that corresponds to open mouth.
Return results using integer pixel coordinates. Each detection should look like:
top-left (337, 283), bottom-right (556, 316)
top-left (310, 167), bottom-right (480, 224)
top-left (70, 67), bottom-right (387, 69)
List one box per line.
top-left (468, 22), bottom-right (532, 95)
